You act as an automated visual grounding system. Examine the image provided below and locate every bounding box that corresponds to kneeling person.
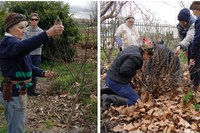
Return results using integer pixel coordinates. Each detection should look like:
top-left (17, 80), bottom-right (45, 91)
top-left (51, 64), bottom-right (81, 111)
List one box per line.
top-left (102, 40), bottom-right (154, 107)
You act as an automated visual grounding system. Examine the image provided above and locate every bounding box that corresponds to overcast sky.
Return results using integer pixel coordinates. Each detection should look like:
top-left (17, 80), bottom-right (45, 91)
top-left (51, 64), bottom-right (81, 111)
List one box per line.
top-left (137, 0), bottom-right (193, 25)
top-left (67, 1), bottom-right (92, 19)
top-left (66, 0), bottom-right (194, 25)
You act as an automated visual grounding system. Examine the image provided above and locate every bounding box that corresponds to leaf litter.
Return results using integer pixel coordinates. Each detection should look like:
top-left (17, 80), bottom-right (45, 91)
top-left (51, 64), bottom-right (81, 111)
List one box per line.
top-left (101, 68), bottom-right (200, 133)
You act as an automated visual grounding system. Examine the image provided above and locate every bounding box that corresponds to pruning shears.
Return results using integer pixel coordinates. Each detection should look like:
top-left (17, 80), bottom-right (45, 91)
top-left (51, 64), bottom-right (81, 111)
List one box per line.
top-left (54, 16), bottom-right (62, 25)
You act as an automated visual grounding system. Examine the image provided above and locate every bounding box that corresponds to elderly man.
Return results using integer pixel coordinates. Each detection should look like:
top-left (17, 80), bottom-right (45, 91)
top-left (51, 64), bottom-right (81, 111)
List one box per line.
top-left (114, 15), bottom-right (140, 51)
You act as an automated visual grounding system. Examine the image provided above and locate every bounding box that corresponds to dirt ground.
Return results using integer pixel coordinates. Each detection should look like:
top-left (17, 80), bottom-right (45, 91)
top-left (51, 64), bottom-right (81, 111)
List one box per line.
top-left (22, 78), bottom-right (95, 133)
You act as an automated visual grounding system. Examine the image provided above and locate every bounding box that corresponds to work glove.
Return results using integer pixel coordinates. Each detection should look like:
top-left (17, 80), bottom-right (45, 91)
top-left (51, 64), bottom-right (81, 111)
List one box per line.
top-left (114, 36), bottom-right (122, 47)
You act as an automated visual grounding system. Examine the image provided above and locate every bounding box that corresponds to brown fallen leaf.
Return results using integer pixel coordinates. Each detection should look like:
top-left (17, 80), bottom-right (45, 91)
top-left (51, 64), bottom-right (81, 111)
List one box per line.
top-left (178, 116), bottom-right (190, 128)
top-left (123, 122), bottom-right (141, 131)
top-left (191, 123), bottom-right (198, 130)
top-left (112, 124), bottom-right (124, 132)
top-left (147, 109), bottom-right (154, 116)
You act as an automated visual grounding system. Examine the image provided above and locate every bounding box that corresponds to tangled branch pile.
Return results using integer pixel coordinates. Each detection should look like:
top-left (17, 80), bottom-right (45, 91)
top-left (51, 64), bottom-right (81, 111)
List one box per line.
top-left (133, 45), bottom-right (181, 97)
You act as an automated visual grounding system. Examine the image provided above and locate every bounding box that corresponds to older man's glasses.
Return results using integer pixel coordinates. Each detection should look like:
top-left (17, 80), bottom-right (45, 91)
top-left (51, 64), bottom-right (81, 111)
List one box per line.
top-left (30, 18), bottom-right (38, 21)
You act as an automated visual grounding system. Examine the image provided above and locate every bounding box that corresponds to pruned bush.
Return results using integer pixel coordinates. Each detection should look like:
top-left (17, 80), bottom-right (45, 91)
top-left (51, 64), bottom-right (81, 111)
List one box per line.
top-left (133, 44), bottom-right (182, 98)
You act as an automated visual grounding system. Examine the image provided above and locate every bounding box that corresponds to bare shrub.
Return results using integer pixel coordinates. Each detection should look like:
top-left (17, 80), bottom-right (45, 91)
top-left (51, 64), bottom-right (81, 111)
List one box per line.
top-left (133, 44), bottom-right (181, 98)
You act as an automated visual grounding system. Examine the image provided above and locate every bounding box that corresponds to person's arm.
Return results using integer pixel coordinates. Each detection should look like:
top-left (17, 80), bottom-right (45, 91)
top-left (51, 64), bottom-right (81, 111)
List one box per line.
top-left (179, 24), bottom-right (195, 48)
top-left (3, 25), bottom-right (64, 58)
top-left (4, 32), bottom-right (49, 58)
top-left (32, 64), bottom-right (44, 77)
top-left (114, 25), bottom-right (123, 47)
top-left (114, 35), bottom-right (122, 47)
top-left (32, 65), bottom-right (54, 78)
top-left (175, 24), bottom-right (192, 54)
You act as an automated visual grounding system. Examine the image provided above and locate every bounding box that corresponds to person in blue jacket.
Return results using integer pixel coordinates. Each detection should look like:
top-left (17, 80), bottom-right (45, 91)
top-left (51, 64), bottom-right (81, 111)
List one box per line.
top-left (189, 1), bottom-right (200, 92)
top-left (102, 39), bottom-right (154, 107)
top-left (0, 13), bottom-right (64, 133)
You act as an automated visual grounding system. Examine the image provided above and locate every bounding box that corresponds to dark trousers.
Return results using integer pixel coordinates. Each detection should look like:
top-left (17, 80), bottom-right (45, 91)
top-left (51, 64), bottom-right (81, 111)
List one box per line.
top-left (190, 49), bottom-right (200, 87)
top-left (29, 55), bottom-right (41, 95)
top-left (31, 55), bottom-right (41, 80)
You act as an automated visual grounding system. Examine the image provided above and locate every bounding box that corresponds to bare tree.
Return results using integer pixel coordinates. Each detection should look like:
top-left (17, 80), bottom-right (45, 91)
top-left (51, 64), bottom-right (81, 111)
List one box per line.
top-left (100, 1), bottom-right (128, 23)
top-left (88, 1), bottom-right (97, 25)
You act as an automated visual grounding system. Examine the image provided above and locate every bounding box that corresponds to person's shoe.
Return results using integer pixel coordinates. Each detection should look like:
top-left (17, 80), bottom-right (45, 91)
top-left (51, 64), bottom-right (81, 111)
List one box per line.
top-left (101, 94), bottom-right (113, 108)
top-left (109, 95), bottom-right (128, 106)
top-left (101, 87), bottom-right (116, 95)
top-left (101, 94), bottom-right (128, 107)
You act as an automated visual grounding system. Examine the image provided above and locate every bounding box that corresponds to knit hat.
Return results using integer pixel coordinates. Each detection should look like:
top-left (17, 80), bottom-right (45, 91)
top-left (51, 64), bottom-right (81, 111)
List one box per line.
top-left (190, 1), bottom-right (200, 10)
top-left (141, 38), bottom-right (154, 55)
top-left (178, 8), bottom-right (190, 22)
top-left (4, 13), bottom-right (26, 32)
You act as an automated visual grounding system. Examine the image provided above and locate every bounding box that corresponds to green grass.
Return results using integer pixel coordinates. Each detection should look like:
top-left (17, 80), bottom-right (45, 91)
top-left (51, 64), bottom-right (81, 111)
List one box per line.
top-left (0, 128), bottom-right (7, 133)
top-left (193, 103), bottom-right (200, 111)
top-left (178, 50), bottom-right (188, 65)
top-left (42, 61), bottom-right (97, 94)
top-left (45, 120), bottom-right (55, 128)
top-left (183, 91), bottom-right (193, 104)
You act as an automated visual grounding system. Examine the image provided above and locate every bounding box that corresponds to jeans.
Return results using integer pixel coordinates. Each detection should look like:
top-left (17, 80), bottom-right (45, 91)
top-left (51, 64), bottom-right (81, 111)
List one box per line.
top-left (0, 92), bottom-right (26, 133)
top-left (106, 77), bottom-right (140, 106)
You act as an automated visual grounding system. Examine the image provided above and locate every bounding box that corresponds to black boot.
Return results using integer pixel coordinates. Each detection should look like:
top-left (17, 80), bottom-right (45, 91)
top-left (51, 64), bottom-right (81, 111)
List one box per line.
top-left (101, 94), bottom-right (128, 107)
top-left (101, 86), bottom-right (116, 95)
top-left (28, 79), bottom-right (40, 96)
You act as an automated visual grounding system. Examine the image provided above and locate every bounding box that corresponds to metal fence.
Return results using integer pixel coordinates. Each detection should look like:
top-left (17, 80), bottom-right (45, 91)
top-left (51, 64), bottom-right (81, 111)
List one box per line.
top-left (101, 19), bottom-right (179, 49)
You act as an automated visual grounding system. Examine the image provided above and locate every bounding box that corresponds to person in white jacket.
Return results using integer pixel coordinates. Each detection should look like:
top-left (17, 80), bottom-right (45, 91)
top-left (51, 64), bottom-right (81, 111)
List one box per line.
top-left (114, 16), bottom-right (140, 51)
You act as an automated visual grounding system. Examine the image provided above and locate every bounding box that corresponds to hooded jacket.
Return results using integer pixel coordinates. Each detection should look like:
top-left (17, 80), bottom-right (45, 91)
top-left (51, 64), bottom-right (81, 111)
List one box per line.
top-left (106, 45), bottom-right (143, 84)
top-left (177, 8), bottom-right (195, 50)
